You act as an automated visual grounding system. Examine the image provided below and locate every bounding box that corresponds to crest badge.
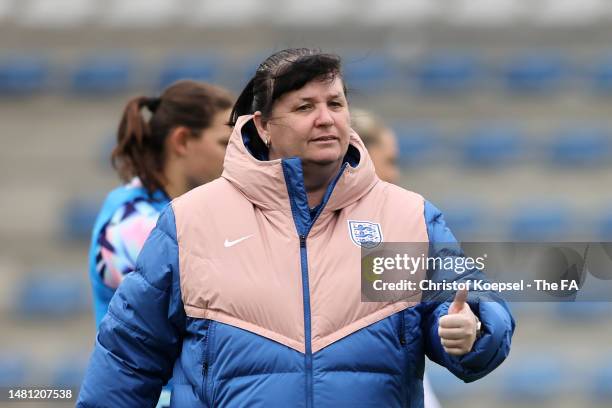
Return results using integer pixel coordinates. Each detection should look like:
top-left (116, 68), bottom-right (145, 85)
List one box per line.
top-left (348, 220), bottom-right (383, 248)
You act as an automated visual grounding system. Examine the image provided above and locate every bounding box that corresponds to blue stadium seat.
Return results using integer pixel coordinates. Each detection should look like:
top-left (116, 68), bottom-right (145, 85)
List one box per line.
top-left (509, 205), bottom-right (569, 241)
top-left (228, 53), bottom-right (272, 93)
top-left (71, 55), bottom-right (133, 94)
top-left (413, 52), bottom-right (480, 93)
top-left (461, 124), bottom-right (523, 166)
top-left (0, 55), bottom-right (48, 95)
top-left (503, 53), bottom-right (566, 93)
top-left (0, 355), bottom-right (28, 387)
top-left (591, 56), bottom-right (612, 93)
top-left (549, 127), bottom-right (610, 166)
top-left (62, 197), bottom-right (102, 241)
top-left (426, 361), bottom-right (498, 401)
top-left (392, 123), bottom-right (437, 166)
top-left (599, 213), bottom-right (612, 240)
top-left (51, 357), bottom-right (89, 388)
top-left (506, 302), bottom-right (554, 318)
top-left (158, 56), bottom-right (219, 89)
top-left (238, 54), bottom-right (265, 82)
top-left (426, 363), bottom-right (471, 400)
top-left (14, 273), bottom-right (89, 319)
top-left (592, 361), bottom-right (612, 401)
top-left (554, 302), bottom-right (611, 320)
top-left (500, 357), bottom-right (564, 402)
top-left (342, 54), bottom-right (398, 92)
top-left (441, 204), bottom-right (484, 241)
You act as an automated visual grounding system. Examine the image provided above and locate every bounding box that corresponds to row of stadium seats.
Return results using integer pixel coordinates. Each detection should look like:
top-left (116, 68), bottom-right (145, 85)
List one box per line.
top-left (95, 123), bottom-right (612, 168)
top-left (0, 55), bottom-right (218, 95)
top-left (8, 52), bottom-right (612, 95)
top-left (3, 0), bottom-right (612, 28)
top-left (2, 349), bottom-right (612, 401)
top-left (97, 126), bottom-right (612, 169)
top-left (0, 353), bottom-right (88, 388)
top-left (95, 124), bottom-right (612, 168)
top-left (392, 124), bottom-right (612, 167)
top-left (12, 272), bottom-right (90, 319)
top-left (428, 355), bottom-right (612, 402)
top-left (61, 196), bottom-right (612, 242)
top-left (444, 205), bottom-right (612, 241)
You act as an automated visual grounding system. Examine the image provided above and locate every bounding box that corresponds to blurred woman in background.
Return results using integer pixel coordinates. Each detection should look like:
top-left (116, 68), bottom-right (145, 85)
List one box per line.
top-left (351, 108), bottom-right (400, 184)
top-left (88, 79), bottom-right (233, 327)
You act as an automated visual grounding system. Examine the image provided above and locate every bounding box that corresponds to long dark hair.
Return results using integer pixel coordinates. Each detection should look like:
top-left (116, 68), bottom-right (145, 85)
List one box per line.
top-left (112, 80), bottom-right (233, 194)
top-left (229, 48), bottom-right (346, 126)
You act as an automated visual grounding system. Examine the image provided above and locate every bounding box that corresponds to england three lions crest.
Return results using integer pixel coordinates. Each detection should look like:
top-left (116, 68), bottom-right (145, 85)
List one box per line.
top-left (348, 220), bottom-right (383, 248)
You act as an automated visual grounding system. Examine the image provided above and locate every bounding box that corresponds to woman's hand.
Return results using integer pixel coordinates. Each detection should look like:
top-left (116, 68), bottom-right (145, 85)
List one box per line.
top-left (438, 289), bottom-right (478, 356)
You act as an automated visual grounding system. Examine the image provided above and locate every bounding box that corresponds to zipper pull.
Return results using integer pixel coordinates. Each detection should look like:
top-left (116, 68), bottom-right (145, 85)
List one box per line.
top-left (299, 235), bottom-right (306, 248)
top-left (202, 362), bottom-right (208, 376)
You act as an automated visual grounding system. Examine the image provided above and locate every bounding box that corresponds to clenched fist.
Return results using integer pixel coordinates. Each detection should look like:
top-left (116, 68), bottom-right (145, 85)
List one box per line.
top-left (438, 288), bottom-right (480, 356)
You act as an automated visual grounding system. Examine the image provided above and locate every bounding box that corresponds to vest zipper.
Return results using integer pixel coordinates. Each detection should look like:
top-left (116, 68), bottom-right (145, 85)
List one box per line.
top-left (399, 310), bottom-right (406, 346)
top-left (201, 320), bottom-right (214, 405)
top-left (298, 233), bottom-right (313, 408)
top-left (282, 160), bottom-right (348, 408)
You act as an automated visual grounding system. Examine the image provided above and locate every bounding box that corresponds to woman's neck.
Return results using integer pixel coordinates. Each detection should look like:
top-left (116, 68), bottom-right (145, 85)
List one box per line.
top-left (302, 160), bottom-right (342, 208)
top-left (163, 182), bottom-right (185, 200)
top-left (162, 160), bottom-right (188, 199)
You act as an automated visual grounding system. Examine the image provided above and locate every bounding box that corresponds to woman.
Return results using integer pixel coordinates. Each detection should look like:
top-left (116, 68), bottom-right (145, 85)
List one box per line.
top-left (351, 108), bottom-right (400, 184)
top-left (88, 79), bottom-right (233, 326)
top-left (79, 49), bottom-right (515, 407)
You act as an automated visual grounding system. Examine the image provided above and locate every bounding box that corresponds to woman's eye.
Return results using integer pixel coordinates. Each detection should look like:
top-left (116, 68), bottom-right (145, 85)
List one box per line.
top-left (296, 105), bottom-right (311, 111)
top-left (329, 101), bottom-right (344, 108)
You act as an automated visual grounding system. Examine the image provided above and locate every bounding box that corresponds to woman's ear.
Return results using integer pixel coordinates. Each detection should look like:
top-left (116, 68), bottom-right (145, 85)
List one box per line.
top-left (166, 126), bottom-right (192, 157)
top-left (252, 111), bottom-right (269, 145)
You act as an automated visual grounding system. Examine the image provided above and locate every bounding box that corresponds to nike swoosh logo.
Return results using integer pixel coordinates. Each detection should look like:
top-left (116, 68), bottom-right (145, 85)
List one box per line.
top-left (224, 234), bottom-right (254, 248)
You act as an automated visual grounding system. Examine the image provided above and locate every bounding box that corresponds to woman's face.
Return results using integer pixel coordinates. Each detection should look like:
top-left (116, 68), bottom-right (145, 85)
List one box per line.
top-left (257, 77), bottom-right (351, 166)
top-left (368, 128), bottom-right (399, 184)
top-left (184, 108), bottom-right (232, 188)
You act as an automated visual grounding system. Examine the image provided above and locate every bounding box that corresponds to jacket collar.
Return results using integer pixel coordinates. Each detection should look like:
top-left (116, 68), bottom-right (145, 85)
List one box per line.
top-left (221, 115), bottom-right (378, 213)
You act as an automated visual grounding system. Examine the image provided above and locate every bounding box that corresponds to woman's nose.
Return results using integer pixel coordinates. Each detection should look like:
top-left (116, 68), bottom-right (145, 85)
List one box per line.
top-left (314, 106), bottom-right (334, 127)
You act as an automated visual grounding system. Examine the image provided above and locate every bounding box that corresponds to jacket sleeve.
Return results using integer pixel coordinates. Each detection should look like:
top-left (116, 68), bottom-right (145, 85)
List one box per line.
top-left (421, 200), bottom-right (515, 383)
top-left (78, 205), bottom-right (186, 407)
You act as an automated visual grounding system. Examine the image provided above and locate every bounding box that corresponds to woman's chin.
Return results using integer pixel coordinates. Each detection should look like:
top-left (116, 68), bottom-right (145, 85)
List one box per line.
top-left (303, 156), bottom-right (343, 168)
top-left (303, 147), bottom-right (345, 165)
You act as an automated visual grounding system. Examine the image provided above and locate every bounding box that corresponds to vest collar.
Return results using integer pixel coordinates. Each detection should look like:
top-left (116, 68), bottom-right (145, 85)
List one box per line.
top-left (221, 115), bottom-right (378, 213)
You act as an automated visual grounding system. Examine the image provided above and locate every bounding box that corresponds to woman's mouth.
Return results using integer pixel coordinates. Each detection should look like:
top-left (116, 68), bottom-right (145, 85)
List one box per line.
top-left (311, 136), bottom-right (338, 143)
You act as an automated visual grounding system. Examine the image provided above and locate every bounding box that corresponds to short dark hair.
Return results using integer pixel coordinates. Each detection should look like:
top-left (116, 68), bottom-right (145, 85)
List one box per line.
top-left (112, 80), bottom-right (233, 194)
top-left (229, 48), bottom-right (346, 125)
